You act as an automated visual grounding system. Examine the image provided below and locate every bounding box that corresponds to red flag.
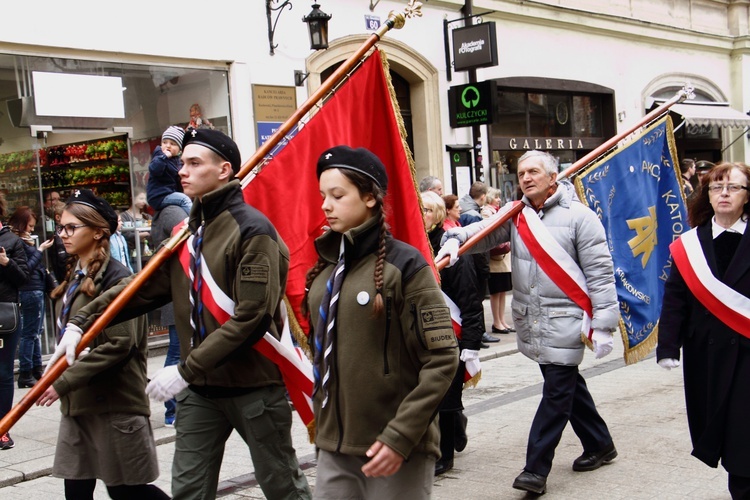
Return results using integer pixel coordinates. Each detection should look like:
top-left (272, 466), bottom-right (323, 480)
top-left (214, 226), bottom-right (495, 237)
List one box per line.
top-left (242, 49), bottom-right (433, 335)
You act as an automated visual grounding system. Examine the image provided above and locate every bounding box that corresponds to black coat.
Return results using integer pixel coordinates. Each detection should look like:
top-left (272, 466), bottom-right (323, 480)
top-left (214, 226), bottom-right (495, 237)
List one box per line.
top-left (0, 226), bottom-right (29, 302)
top-left (657, 222), bottom-right (750, 475)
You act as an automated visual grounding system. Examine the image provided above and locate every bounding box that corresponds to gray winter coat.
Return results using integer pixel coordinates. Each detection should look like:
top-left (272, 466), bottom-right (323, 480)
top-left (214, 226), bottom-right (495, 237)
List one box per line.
top-left (443, 181), bottom-right (619, 365)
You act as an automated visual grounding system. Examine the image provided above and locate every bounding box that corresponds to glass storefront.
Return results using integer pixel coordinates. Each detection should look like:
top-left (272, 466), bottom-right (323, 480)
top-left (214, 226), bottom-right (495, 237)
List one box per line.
top-left (489, 78), bottom-right (615, 203)
top-left (0, 52), bottom-right (232, 351)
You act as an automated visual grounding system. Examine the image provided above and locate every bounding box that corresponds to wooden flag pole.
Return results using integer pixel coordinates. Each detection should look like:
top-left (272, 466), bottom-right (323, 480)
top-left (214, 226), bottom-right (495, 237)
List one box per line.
top-left (0, 1), bottom-right (425, 437)
top-left (435, 86), bottom-right (693, 271)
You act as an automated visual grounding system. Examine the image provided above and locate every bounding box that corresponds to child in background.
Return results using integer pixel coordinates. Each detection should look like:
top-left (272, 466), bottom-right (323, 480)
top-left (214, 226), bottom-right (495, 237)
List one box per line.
top-left (146, 126), bottom-right (191, 215)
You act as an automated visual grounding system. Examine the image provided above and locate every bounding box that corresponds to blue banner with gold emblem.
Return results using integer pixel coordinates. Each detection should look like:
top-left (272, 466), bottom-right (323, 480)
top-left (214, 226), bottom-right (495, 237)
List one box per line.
top-left (574, 116), bottom-right (687, 364)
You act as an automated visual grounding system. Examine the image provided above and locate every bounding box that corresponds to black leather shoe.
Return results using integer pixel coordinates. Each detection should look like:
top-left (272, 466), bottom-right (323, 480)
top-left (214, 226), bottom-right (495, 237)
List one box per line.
top-left (455, 412), bottom-right (468, 452)
top-left (17, 371), bottom-right (36, 389)
top-left (434, 458), bottom-right (454, 476)
top-left (572, 442), bottom-right (617, 471)
top-left (512, 470), bottom-right (546, 494)
top-left (482, 332), bottom-right (501, 343)
top-left (480, 342), bottom-right (489, 349)
top-left (492, 326), bottom-right (510, 334)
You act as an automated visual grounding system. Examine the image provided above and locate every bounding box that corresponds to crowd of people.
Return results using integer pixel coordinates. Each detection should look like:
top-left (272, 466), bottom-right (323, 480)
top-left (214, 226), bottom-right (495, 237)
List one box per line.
top-left (0, 132), bottom-right (748, 499)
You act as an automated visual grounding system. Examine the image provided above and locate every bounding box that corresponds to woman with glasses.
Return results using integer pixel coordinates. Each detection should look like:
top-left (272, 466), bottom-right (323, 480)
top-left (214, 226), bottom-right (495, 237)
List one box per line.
top-left (657, 162), bottom-right (750, 499)
top-left (35, 190), bottom-right (168, 500)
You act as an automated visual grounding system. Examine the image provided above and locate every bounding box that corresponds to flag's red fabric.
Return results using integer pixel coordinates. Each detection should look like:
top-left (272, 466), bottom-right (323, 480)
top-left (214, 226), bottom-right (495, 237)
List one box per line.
top-left (243, 49), bottom-right (432, 334)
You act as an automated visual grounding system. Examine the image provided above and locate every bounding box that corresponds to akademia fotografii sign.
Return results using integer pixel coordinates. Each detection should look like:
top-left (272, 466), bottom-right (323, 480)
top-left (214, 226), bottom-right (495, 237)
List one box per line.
top-left (451, 22), bottom-right (498, 72)
top-left (447, 80), bottom-right (496, 128)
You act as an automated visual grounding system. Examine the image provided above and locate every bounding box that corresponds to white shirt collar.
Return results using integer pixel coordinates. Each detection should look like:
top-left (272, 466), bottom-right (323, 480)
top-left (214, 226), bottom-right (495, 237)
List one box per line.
top-left (712, 215), bottom-right (747, 239)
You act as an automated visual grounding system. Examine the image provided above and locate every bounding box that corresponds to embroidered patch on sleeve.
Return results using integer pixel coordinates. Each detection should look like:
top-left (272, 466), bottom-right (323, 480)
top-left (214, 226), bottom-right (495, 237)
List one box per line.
top-left (241, 264), bottom-right (269, 283)
top-left (420, 305), bottom-right (457, 349)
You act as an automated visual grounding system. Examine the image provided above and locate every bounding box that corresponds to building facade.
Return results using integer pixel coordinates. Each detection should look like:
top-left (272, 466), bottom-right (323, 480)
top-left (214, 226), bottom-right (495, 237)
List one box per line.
top-left (2, 0), bottom-right (750, 345)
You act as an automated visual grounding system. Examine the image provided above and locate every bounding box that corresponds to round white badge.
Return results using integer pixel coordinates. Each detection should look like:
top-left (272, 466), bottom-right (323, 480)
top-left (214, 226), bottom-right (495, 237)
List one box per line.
top-left (356, 291), bottom-right (370, 305)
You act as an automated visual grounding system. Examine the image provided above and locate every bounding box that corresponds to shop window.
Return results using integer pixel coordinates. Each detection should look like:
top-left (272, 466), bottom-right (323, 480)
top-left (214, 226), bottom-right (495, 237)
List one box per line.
top-left (494, 89), bottom-right (605, 139)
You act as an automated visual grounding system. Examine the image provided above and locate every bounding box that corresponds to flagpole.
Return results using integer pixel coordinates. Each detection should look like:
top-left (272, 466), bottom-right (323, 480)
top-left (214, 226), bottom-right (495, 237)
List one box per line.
top-left (436, 86), bottom-right (694, 271)
top-left (0, 0), bottom-right (425, 440)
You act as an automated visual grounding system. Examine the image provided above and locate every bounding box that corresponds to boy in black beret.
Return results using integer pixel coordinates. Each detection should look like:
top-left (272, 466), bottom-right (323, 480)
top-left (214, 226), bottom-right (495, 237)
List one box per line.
top-left (63, 130), bottom-right (311, 499)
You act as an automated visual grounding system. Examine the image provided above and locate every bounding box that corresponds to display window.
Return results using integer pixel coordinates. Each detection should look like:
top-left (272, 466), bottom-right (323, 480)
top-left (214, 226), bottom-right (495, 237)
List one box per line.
top-left (0, 52), bottom-right (232, 350)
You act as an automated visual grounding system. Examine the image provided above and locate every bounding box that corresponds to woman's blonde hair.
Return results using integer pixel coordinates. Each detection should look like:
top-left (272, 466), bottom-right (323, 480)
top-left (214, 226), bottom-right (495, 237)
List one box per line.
top-left (421, 190), bottom-right (446, 226)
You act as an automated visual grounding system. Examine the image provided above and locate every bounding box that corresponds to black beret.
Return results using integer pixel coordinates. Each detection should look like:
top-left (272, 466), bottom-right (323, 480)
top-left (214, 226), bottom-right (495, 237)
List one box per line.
top-left (316, 145), bottom-right (388, 192)
top-left (66, 188), bottom-right (118, 234)
top-left (182, 127), bottom-right (242, 174)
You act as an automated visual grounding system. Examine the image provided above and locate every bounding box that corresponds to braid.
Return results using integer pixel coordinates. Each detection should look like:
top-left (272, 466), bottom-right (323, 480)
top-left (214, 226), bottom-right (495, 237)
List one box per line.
top-left (80, 238), bottom-right (110, 297)
top-left (372, 198), bottom-right (387, 316)
top-left (50, 256), bottom-right (78, 299)
top-left (302, 257), bottom-right (328, 317)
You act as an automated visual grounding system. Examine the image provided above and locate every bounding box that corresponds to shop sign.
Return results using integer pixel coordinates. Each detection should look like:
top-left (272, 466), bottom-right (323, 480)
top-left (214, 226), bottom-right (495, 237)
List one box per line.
top-left (452, 22), bottom-right (498, 72)
top-left (448, 81), bottom-right (496, 128)
top-left (494, 137), bottom-right (602, 150)
top-left (449, 149), bottom-right (472, 168)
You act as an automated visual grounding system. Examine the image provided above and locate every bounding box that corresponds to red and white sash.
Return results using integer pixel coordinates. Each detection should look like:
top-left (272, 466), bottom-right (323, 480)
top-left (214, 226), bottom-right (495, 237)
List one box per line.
top-left (512, 203), bottom-right (594, 339)
top-left (670, 228), bottom-right (750, 338)
top-left (441, 291), bottom-right (481, 387)
top-left (173, 223), bottom-right (315, 429)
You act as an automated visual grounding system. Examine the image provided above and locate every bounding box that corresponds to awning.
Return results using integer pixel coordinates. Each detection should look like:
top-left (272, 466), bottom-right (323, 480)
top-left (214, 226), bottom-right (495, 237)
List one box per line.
top-left (669, 103), bottom-right (750, 128)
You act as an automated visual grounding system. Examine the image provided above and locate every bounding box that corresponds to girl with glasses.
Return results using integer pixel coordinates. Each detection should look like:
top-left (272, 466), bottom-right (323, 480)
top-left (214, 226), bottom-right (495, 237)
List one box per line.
top-left (35, 189), bottom-right (168, 500)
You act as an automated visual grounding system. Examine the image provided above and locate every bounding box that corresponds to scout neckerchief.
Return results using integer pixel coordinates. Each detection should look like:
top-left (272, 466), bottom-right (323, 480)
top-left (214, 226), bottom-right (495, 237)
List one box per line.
top-left (56, 270), bottom-right (85, 340)
top-left (442, 291), bottom-right (481, 388)
top-left (512, 201), bottom-right (594, 340)
top-left (172, 221), bottom-right (315, 431)
top-left (669, 228), bottom-right (750, 338)
top-left (313, 244), bottom-right (345, 409)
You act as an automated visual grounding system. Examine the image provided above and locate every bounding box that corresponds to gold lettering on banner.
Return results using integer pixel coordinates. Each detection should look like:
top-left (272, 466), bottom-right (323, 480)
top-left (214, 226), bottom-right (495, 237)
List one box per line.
top-left (523, 139), bottom-right (530, 149)
top-left (509, 138), bottom-right (517, 149)
top-left (627, 206), bottom-right (657, 268)
top-left (558, 139), bottom-right (565, 148)
top-left (546, 139), bottom-right (552, 148)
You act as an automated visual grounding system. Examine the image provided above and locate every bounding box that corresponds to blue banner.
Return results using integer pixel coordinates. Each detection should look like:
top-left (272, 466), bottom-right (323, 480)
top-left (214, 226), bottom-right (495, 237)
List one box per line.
top-left (574, 116), bottom-right (687, 363)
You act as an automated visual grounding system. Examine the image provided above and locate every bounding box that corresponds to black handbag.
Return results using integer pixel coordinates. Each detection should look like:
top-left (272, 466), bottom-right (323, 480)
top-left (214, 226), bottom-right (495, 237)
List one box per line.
top-left (0, 302), bottom-right (20, 336)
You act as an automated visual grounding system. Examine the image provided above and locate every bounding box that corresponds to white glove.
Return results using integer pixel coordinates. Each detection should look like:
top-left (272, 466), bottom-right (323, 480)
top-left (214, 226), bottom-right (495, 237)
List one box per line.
top-left (460, 349), bottom-right (480, 363)
top-left (435, 238), bottom-right (460, 267)
top-left (658, 358), bottom-right (681, 370)
top-left (44, 324), bottom-right (83, 374)
top-left (592, 329), bottom-right (613, 359)
top-left (146, 365), bottom-right (189, 402)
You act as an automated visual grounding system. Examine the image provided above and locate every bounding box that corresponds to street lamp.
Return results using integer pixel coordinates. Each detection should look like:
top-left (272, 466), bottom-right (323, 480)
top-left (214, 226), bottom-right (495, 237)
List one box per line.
top-left (302, 4), bottom-right (332, 51)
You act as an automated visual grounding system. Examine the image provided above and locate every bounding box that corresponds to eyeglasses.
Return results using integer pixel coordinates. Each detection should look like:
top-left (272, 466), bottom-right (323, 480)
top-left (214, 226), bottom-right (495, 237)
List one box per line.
top-left (55, 224), bottom-right (88, 237)
top-left (707, 183), bottom-right (749, 194)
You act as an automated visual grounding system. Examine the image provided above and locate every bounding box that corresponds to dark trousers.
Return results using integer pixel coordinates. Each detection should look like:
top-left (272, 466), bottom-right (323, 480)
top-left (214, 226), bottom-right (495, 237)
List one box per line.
top-left (729, 473), bottom-right (750, 500)
top-left (525, 363), bottom-right (612, 477)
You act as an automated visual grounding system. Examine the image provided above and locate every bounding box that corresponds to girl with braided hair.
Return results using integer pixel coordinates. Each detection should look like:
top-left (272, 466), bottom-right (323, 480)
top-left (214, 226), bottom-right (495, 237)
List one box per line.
top-left (35, 190), bottom-right (168, 500)
top-left (304, 145), bottom-right (458, 499)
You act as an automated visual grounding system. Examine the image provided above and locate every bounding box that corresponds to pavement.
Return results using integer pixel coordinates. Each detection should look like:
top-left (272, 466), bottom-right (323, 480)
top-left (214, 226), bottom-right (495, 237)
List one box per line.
top-left (0, 300), bottom-right (733, 499)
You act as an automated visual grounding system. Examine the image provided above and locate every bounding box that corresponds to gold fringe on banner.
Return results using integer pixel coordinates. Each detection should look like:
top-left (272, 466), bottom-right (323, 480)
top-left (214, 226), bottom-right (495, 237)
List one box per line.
top-left (463, 371), bottom-right (482, 390)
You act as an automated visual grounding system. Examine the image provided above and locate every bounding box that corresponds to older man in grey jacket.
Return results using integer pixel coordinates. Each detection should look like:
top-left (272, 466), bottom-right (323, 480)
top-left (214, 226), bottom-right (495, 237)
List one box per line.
top-left (437, 150), bottom-right (619, 495)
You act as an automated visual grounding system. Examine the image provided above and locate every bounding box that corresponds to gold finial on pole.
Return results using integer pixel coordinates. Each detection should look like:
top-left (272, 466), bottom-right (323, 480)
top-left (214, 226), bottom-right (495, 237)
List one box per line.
top-left (377, 1), bottom-right (423, 37)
